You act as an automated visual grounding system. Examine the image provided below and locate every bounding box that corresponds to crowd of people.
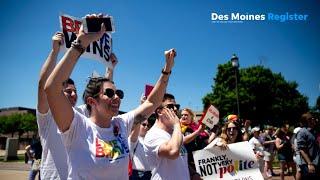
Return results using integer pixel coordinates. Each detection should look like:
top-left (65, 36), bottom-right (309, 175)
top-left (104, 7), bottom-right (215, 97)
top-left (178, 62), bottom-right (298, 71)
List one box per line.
top-left (33, 14), bottom-right (319, 180)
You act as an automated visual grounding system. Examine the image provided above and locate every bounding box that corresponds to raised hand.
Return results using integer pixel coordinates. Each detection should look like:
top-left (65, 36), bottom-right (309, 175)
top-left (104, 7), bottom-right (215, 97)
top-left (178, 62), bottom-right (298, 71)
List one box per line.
top-left (110, 53), bottom-right (118, 69)
top-left (164, 48), bottom-right (176, 70)
top-left (216, 140), bottom-right (228, 151)
top-left (52, 32), bottom-right (64, 52)
top-left (161, 108), bottom-right (180, 127)
top-left (140, 93), bottom-right (147, 105)
top-left (77, 14), bottom-right (106, 48)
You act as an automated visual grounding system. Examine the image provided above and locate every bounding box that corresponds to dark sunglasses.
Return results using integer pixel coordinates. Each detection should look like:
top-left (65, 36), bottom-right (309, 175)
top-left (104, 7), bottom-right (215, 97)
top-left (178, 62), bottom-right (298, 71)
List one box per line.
top-left (141, 123), bottom-right (149, 127)
top-left (104, 88), bottom-right (124, 99)
top-left (165, 104), bottom-right (180, 110)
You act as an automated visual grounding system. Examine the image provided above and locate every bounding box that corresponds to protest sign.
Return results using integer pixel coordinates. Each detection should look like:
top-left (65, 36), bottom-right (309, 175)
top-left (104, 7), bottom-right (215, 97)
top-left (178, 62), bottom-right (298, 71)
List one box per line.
top-left (193, 141), bottom-right (264, 180)
top-left (199, 105), bottom-right (219, 129)
top-left (59, 14), bottom-right (113, 68)
top-left (144, 84), bottom-right (154, 97)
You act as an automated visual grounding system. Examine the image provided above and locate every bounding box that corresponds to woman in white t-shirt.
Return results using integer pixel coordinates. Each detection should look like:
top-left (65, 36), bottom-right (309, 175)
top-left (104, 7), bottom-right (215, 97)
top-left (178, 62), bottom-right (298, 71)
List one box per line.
top-left (45, 13), bottom-right (177, 180)
top-left (129, 118), bottom-right (152, 179)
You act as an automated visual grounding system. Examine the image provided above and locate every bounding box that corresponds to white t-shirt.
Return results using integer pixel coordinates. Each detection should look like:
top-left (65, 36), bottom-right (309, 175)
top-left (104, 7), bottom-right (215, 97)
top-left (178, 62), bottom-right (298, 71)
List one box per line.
top-left (144, 126), bottom-right (189, 180)
top-left (61, 108), bottom-right (135, 180)
top-left (129, 136), bottom-right (151, 171)
top-left (37, 110), bottom-right (68, 180)
top-left (75, 104), bottom-right (90, 118)
top-left (37, 105), bottom-right (89, 180)
top-left (248, 137), bottom-right (264, 153)
top-left (248, 137), bottom-right (265, 172)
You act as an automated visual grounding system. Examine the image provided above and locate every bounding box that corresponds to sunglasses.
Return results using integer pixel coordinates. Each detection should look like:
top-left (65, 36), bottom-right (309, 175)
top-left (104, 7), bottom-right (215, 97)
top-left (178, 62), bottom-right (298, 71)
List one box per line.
top-left (141, 123), bottom-right (150, 128)
top-left (164, 104), bottom-right (180, 110)
top-left (104, 88), bottom-right (124, 99)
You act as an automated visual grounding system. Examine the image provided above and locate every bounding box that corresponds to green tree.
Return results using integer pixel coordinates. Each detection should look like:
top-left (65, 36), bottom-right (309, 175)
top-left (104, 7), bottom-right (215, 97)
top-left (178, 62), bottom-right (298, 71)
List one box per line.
top-left (19, 113), bottom-right (37, 137)
top-left (203, 63), bottom-right (309, 126)
top-left (316, 96), bottom-right (320, 112)
top-left (0, 113), bottom-right (37, 137)
top-left (310, 96), bottom-right (320, 132)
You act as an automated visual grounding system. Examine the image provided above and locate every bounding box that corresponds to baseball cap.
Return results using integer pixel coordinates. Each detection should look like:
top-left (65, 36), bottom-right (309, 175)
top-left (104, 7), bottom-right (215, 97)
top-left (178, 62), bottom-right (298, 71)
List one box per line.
top-left (251, 127), bottom-right (260, 133)
top-left (293, 127), bottom-right (301, 134)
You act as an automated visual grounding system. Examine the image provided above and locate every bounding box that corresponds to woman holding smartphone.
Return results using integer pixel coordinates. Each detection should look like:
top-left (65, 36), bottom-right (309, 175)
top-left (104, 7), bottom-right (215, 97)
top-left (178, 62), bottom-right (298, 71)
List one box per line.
top-left (44, 14), bottom-right (177, 179)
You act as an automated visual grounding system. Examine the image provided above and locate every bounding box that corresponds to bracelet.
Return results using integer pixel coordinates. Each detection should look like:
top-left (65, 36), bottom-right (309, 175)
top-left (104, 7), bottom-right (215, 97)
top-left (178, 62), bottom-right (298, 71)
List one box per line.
top-left (71, 40), bottom-right (86, 54)
top-left (161, 68), bottom-right (171, 75)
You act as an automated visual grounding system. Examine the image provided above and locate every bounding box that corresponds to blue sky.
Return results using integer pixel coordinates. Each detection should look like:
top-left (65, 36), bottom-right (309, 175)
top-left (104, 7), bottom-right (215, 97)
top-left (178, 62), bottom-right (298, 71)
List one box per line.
top-left (0, 0), bottom-right (319, 113)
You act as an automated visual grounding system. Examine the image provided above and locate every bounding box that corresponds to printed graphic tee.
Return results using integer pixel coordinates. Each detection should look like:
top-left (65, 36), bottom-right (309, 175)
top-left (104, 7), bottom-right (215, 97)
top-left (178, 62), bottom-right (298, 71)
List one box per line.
top-left (144, 126), bottom-right (190, 180)
top-left (62, 108), bottom-right (135, 180)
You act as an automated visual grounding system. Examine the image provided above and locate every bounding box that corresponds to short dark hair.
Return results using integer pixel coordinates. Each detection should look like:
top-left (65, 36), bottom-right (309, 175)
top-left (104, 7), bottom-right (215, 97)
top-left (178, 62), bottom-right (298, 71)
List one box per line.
top-left (83, 77), bottom-right (114, 115)
top-left (163, 93), bottom-right (175, 102)
top-left (155, 93), bottom-right (176, 119)
top-left (62, 78), bottom-right (75, 87)
top-left (300, 112), bottom-right (313, 127)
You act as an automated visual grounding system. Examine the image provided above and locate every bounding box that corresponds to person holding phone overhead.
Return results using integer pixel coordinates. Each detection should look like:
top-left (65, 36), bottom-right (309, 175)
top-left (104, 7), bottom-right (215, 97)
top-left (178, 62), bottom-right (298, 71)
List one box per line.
top-left (44, 13), bottom-right (177, 179)
top-left (37, 31), bottom-right (118, 179)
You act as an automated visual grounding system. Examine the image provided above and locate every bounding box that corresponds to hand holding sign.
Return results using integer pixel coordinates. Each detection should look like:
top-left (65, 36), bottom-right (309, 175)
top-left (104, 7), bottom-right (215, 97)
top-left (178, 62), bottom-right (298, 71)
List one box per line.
top-left (60, 13), bottom-right (113, 67)
top-left (200, 105), bottom-right (219, 129)
top-left (52, 32), bottom-right (64, 52)
top-left (110, 53), bottom-right (118, 68)
top-left (77, 14), bottom-right (106, 48)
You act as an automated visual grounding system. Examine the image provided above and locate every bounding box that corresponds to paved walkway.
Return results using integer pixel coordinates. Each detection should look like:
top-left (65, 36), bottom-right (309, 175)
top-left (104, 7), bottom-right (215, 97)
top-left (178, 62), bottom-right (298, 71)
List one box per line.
top-left (0, 170), bottom-right (29, 180)
top-left (0, 161), bottom-right (295, 180)
top-left (0, 150), bottom-right (34, 179)
top-left (0, 161), bottom-right (30, 180)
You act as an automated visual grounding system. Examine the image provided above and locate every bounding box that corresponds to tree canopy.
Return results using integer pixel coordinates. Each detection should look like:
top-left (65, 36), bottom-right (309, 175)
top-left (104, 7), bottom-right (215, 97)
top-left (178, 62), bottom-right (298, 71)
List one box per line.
top-left (0, 113), bottom-right (37, 137)
top-left (203, 62), bottom-right (309, 126)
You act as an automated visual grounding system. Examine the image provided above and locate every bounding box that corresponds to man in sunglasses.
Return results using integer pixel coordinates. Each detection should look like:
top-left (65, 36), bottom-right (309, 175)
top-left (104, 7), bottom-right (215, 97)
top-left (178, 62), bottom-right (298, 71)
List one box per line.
top-left (37, 32), bottom-right (118, 179)
top-left (162, 93), bottom-right (180, 115)
top-left (44, 14), bottom-right (177, 179)
top-left (144, 93), bottom-right (191, 180)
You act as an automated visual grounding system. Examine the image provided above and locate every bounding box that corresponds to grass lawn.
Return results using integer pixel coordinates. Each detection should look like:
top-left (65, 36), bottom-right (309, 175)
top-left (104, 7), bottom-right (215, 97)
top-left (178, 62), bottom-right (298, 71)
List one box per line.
top-left (0, 154), bottom-right (25, 162)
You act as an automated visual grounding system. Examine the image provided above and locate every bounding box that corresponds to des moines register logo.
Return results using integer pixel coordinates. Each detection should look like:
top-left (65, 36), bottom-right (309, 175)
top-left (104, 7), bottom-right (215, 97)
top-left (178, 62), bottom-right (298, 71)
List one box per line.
top-left (211, 12), bottom-right (308, 23)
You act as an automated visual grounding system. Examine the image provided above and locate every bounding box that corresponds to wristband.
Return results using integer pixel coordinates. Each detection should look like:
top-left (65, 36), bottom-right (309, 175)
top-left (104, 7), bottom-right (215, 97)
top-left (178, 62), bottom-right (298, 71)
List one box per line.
top-left (161, 69), bottom-right (171, 75)
top-left (71, 40), bottom-right (86, 54)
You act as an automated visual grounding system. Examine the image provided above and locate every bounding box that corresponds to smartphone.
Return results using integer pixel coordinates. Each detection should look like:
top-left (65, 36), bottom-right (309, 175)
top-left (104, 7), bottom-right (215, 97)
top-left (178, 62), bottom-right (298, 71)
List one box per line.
top-left (145, 84), bottom-right (154, 97)
top-left (83, 16), bottom-right (115, 33)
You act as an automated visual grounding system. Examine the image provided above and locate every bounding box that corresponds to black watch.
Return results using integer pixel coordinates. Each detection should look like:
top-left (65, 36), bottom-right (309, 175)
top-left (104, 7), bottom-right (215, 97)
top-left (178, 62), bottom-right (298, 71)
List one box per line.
top-left (161, 69), bottom-right (171, 75)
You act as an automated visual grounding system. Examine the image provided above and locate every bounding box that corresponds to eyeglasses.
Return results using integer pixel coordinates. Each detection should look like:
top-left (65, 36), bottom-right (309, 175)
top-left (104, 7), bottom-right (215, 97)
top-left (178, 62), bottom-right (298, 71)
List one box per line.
top-left (104, 88), bottom-right (124, 99)
top-left (164, 104), bottom-right (180, 110)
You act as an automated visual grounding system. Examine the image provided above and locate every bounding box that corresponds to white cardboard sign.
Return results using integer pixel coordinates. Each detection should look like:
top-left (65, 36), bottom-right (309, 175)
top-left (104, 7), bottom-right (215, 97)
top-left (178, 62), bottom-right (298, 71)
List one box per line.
top-left (59, 14), bottom-right (112, 68)
top-left (201, 105), bottom-right (219, 129)
top-left (193, 141), bottom-right (264, 180)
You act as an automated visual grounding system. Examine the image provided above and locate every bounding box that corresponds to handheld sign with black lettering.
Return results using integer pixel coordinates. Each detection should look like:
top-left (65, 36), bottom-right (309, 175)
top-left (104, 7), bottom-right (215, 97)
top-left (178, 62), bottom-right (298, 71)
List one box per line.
top-left (59, 14), bottom-right (113, 68)
top-left (193, 141), bottom-right (264, 180)
top-left (199, 105), bottom-right (219, 129)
